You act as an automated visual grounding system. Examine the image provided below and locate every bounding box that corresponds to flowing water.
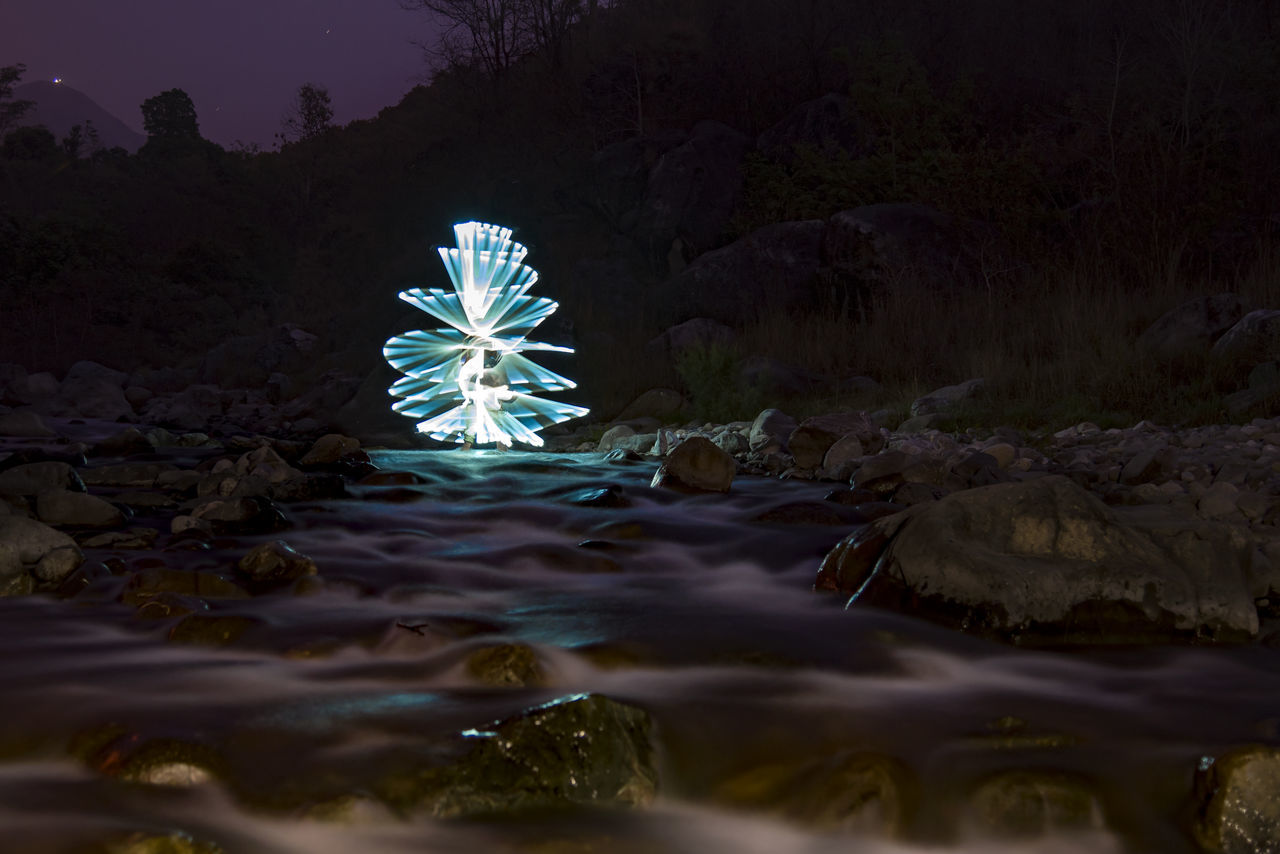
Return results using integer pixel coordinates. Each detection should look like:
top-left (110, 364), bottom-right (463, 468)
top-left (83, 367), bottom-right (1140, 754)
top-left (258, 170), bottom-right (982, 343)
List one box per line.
top-left (2, 444), bottom-right (1277, 853)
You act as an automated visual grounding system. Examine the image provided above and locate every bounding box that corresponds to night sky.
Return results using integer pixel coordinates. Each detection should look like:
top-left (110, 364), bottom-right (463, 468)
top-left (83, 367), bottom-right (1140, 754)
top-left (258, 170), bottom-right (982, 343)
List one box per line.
top-left (1, 1), bottom-right (433, 147)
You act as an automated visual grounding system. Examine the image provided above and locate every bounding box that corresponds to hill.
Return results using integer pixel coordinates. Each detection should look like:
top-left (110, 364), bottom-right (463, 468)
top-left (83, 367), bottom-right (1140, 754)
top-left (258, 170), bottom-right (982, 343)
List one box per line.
top-left (14, 80), bottom-right (145, 153)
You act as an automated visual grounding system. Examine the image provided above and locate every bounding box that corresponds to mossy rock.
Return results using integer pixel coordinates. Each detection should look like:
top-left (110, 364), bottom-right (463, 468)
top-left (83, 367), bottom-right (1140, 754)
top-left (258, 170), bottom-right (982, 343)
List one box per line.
top-left (967, 770), bottom-right (1103, 838)
top-left (466, 642), bottom-right (546, 687)
top-left (713, 751), bottom-right (914, 835)
top-left (1193, 746), bottom-right (1280, 853)
top-left (377, 693), bottom-right (657, 818)
top-left (101, 831), bottom-right (224, 854)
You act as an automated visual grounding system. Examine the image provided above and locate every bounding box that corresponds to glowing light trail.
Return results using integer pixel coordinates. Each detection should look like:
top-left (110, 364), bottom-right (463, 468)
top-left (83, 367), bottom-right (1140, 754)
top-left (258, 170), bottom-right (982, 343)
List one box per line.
top-left (384, 222), bottom-right (588, 446)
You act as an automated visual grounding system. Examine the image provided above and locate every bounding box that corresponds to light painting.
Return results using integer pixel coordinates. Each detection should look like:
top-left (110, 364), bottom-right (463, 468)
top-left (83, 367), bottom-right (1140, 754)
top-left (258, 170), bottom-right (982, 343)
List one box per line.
top-left (383, 221), bottom-right (589, 446)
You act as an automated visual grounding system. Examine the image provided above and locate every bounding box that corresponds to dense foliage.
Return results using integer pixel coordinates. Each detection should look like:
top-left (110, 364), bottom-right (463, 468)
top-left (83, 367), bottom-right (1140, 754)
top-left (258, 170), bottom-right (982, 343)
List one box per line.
top-left (2, 0), bottom-right (1279, 426)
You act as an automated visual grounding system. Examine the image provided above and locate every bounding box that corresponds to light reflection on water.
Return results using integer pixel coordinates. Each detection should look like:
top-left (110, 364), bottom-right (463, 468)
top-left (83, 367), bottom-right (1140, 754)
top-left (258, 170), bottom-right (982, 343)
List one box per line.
top-left (0, 448), bottom-right (1271, 851)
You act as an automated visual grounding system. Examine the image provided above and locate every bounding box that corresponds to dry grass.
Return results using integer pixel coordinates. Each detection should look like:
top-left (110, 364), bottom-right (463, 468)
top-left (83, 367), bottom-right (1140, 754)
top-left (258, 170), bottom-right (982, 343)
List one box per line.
top-left (646, 245), bottom-right (1280, 432)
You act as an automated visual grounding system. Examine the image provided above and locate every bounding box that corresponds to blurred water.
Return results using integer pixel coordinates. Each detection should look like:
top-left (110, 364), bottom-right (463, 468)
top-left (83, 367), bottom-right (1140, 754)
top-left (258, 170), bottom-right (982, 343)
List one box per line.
top-left (0, 448), bottom-right (1274, 852)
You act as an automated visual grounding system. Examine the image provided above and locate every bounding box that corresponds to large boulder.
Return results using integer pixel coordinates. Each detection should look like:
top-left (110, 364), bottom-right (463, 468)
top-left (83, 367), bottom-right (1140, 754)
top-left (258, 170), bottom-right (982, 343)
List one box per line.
top-left (651, 436), bottom-right (735, 493)
top-left (822, 204), bottom-right (968, 299)
top-left (57, 360), bottom-right (134, 421)
top-left (634, 120), bottom-right (753, 270)
top-left (198, 323), bottom-right (319, 388)
top-left (757, 93), bottom-right (865, 162)
top-left (1137, 293), bottom-right (1249, 362)
top-left (1210, 309), bottom-right (1280, 368)
top-left (588, 130), bottom-right (686, 234)
top-left (0, 515), bottom-right (83, 581)
top-left (657, 220), bottom-right (825, 325)
top-left (817, 475), bottom-right (1263, 643)
top-left (788, 411), bottom-right (883, 470)
top-left (1193, 746), bottom-right (1280, 853)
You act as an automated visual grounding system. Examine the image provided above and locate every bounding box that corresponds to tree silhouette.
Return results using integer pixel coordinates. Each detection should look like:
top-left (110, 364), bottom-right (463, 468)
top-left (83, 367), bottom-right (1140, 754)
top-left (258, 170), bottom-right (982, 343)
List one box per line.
top-left (141, 88), bottom-right (201, 140)
top-left (281, 83), bottom-right (334, 142)
top-left (0, 64), bottom-right (35, 138)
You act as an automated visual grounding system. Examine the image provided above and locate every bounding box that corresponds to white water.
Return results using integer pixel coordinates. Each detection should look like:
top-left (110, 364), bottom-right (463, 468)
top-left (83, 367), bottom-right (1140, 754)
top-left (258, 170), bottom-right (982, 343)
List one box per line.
top-left (1, 446), bottom-right (1274, 852)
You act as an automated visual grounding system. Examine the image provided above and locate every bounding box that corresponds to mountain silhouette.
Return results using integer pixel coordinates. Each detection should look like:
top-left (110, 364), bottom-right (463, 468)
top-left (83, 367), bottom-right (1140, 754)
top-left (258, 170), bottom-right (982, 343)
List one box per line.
top-left (14, 80), bottom-right (146, 153)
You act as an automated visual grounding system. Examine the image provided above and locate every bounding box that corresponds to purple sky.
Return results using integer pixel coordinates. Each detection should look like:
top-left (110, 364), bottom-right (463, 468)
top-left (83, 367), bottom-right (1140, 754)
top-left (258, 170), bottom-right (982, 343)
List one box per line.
top-left (2, 1), bottom-right (434, 147)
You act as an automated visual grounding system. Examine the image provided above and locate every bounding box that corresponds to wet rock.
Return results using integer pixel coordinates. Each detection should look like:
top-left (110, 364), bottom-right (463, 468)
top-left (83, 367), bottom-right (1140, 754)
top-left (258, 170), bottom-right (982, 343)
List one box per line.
top-left (33, 545), bottom-right (85, 583)
top-left (379, 693), bottom-right (657, 817)
top-left (236, 540), bottom-right (317, 585)
top-left (36, 489), bottom-right (126, 528)
top-left (788, 411), bottom-right (880, 470)
top-left (465, 643), bottom-right (545, 687)
top-left (749, 408), bottom-right (797, 453)
top-left (81, 463), bottom-right (176, 488)
top-left (651, 436), bottom-right (735, 493)
top-left (714, 751), bottom-right (913, 835)
top-left (122, 567), bottom-right (250, 606)
top-left (0, 461), bottom-right (85, 495)
top-left (1194, 746), bottom-right (1280, 853)
top-left (820, 475), bottom-right (1261, 643)
top-left (967, 770), bottom-right (1103, 838)
top-left (101, 829), bottom-right (224, 853)
top-left (814, 523), bottom-right (891, 593)
top-left (597, 424), bottom-right (637, 453)
top-left (168, 614), bottom-right (261, 646)
top-left (299, 433), bottom-right (361, 466)
top-left (89, 427), bottom-right (156, 457)
top-left (751, 500), bottom-right (849, 526)
top-left (0, 410), bottom-right (56, 437)
top-left (187, 496), bottom-right (288, 535)
top-left (81, 528), bottom-right (160, 550)
top-left (0, 515), bottom-right (83, 580)
top-left (565, 484), bottom-right (629, 508)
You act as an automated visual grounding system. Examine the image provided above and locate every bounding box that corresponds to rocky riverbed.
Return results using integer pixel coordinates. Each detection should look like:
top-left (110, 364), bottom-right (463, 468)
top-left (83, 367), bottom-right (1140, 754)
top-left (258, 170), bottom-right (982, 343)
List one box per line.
top-left (2, 408), bottom-right (1280, 853)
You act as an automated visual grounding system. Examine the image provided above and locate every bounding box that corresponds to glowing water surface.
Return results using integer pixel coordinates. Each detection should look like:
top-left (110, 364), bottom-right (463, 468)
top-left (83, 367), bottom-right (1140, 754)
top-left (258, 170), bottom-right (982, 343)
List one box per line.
top-left (1, 447), bottom-right (1276, 853)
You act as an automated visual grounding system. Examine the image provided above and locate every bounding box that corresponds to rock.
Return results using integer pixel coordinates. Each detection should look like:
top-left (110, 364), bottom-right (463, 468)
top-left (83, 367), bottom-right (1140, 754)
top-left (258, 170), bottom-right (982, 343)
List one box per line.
top-left (823, 204), bottom-right (968, 297)
top-left (890, 481), bottom-right (949, 506)
top-left (141, 384), bottom-right (225, 432)
top-left (614, 388), bottom-right (684, 422)
top-left (81, 528), bottom-right (160, 549)
top-left (597, 424), bottom-right (638, 453)
top-left (236, 540), bottom-right (317, 584)
top-left (635, 120), bottom-right (752, 267)
top-left (198, 323), bottom-right (319, 388)
top-left (298, 433), bottom-right (361, 466)
top-left (1211, 309), bottom-right (1280, 367)
top-left (896, 413), bottom-right (945, 432)
top-left (1198, 481), bottom-right (1241, 519)
top-left (0, 461), bottom-right (85, 495)
top-left (587, 130), bottom-right (686, 234)
top-left (714, 751), bottom-right (912, 834)
top-left (646, 317), bottom-right (736, 358)
top-left (967, 771), bottom-right (1103, 838)
top-left (910, 378), bottom-right (986, 417)
top-left (189, 496), bottom-right (288, 535)
top-left (651, 436), bottom-right (735, 493)
top-left (1137, 293), bottom-right (1250, 361)
top-left (380, 693), bottom-right (656, 817)
top-left (35, 489), bottom-right (126, 527)
top-left (88, 427), bottom-right (156, 457)
top-left (1194, 746), bottom-right (1280, 853)
top-left (657, 220), bottom-right (825, 325)
top-left (57, 360), bottom-right (134, 421)
top-left (80, 463), bottom-right (175, 488)
top-left (851, 450), bottom-right (916, 495)
top-left (0, 410), bottom-right (56, 437)
top-left (949, 450), bottom-right (1007, 488)
top-left (32, 544), bottom-right (84, 583)
top-left (757, 93), bottom-right (865, 162)
top-left (711, 428), bottom-right (749, 456)
top-left (122, 568), bottom-right (250, 606)
top-left (465, 643), bottom-right (545, 687)
top-left (819, 475), bottom-right (1261, 643)
top-left (749, 408), bottom-right (797, 453)
top-left (788, 412), bottom-right (881, 470)
top-left (609, 432), bottom-right (660, 456)
top-left (737, 356), bottom-right (822, 399)
top-left (1120, 444), bottom-right (1171, 485)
